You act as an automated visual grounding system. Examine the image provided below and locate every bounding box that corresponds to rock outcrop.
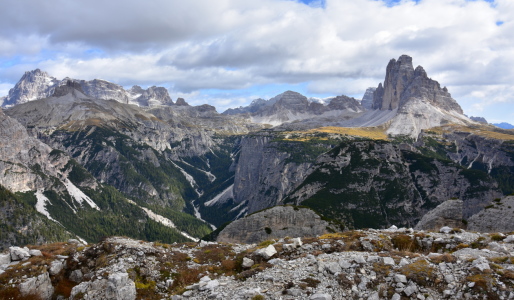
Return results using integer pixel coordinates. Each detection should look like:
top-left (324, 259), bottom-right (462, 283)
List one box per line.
top-left (216, 206), bottom-right (329, 244)
top-left (470, 116), bottom-right (488, 124)
top-left (370, 55), bottom-right (471, 138)
top-left (467, 196), bottom-right (514, 232)
top-left (414, 199), bottom-right (464, 231)
top-left (360, 87), bottom-right (376, 110)
top-left (372, 55), bottom-right (462, 113)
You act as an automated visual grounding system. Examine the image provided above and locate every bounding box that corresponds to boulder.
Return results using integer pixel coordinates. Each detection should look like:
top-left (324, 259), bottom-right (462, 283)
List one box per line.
top-left (467, 196), bottom-right (514, 232)
top-left (49, 260), bottom-right (64, 275)
top-left (9, 246), bottom-right (30, 261)
top-left (217, 206), bottom-right (329, 244)
top-left (414, 199), bottom-right (463, 231)
top-left (19, 272), bottom-right (54, 300)
top-left (242, 257), bottom-right (254, 268)
top-left (70, 272), bottom-right (136, 300)
top-left (254, 245), bottom-right (277, 259)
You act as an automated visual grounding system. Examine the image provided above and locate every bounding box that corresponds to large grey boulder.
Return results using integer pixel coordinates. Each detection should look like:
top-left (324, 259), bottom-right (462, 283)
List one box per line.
top-left (216, 206), bottom-right (329, 244)
top-left (19, 272), bottom-right (54, 300)
top-left (414, 199), bottom-right (463, 231)
top-left (467, 196), bottom-right (514, 232)
top-left (70, 272), bottom-right (136, 300)
top-left (9, 246), bottom-right (31, 261)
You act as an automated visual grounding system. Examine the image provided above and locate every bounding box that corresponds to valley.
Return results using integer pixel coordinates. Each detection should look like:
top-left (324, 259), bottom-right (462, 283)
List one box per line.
top-left (0, 55), bottom-right (513, 248)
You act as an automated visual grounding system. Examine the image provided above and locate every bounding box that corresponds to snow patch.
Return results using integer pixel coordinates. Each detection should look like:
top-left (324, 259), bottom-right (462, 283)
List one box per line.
top-left (179, 159), bottom-right (216, 183)
top-left (126, 199), bottom-right (199, 242)
top-left (171, 161), bottom-right (202, 196)
top-left (62, 179), bottom-right (100, 210)
top-left (34, 190), bottom-right (59, 223)
top-left (192, 200), bottom-right (217, 230)
top-left (204, 185), bottom-right (234, 207)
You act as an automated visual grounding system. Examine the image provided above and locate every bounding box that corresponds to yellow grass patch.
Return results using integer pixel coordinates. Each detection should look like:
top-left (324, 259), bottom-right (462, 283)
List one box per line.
top-left (428, 125), bottom-right (514, 141)
top-left (282, 126), bottom-right (387, 141)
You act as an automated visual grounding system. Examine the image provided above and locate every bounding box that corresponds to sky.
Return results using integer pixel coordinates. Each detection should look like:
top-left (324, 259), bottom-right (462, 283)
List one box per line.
top-left (0, 0), bottom-right (513, 123)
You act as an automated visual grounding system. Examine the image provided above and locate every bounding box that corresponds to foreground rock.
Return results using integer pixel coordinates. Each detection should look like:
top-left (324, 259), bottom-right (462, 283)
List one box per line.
top-left (0, 228), bottom-right (513, 299)
top-left (467, 196), bottom-right (514, 232)
top-left (216, 205), bottom-right (330, 244)
top-left (415, 199), bottom-right (464, 231)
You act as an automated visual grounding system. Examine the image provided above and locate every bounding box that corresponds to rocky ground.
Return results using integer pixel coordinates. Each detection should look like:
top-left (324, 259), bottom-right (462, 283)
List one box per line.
top-left (1, 226), bottom-right (513, 300)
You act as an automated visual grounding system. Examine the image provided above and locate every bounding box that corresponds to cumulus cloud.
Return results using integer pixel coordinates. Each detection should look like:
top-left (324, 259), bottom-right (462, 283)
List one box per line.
top-left (0, 0), bottom-right (513, 121)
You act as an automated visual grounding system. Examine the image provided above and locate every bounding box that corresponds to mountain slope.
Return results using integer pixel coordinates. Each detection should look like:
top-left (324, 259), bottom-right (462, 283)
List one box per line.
top-left (0, 89), bottom-right (212, 245)
top-left (371, 55), bottom-right (473, 137)
top-left (1, 69), bottom-right (175, 107)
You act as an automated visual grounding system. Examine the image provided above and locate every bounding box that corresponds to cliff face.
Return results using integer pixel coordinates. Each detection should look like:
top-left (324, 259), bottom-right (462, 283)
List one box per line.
top-left (230, 133), bottom-right (504, 229)
top-left (372, 55), bottom-right (462, 113)
top-left (231, 133), bottom-right (330, 214)
top-left (0, 108), bottom-right (65, 192)
top-left (216, 206), bottom-right (329, 244)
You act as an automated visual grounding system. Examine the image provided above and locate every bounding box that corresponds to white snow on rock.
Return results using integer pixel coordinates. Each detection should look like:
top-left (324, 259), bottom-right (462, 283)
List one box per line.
top-left (180, 159), bottom-right (216, 183)
top-left (34, 190), bottom-right (58, 222)
top-left (126, 199), bottom-right (199, 242)
top-left (171, 161), bottom-right (202, 196)
top-left (204, 184), bottom-right (234, 207)
top-left (62, 179), bottom-right (100, 210)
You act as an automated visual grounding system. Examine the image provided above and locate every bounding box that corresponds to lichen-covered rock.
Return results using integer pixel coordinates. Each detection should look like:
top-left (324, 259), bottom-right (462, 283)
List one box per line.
top-left (19, 272), bottom-right (54, 300)
top-left (414, 199), bottom-right (463, 231)
top-left (254, 245), bottom-right (277, 259)
top-left (216, 206), bottom-right (329, 244)
top-left (467, 196), bottom-right (514, 232)
top-left (49, 260), bottom-right (64, 275)
top-left (9, 246), bottom-right (30, 261)
top-left (70, 272), bottom-right (136, 300)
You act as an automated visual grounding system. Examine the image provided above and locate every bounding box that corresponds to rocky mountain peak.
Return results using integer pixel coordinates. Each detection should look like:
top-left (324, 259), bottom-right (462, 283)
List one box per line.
top-left (52, 80), bottom-right (87, 98)
top-left (3, 69), bottom-right (59, 107)
top-left (273, 90), bottom-right (308, 104)
top-left (20, 68), bottom-right (49, 80)
top-left (372, 54), bottom-right (463, 114)
top-left (136, 86), bottom-right (174, 106)
top-left (360, 87), bottom-right (376, 110)
top-left (175, 97), bottom-right (189, 106)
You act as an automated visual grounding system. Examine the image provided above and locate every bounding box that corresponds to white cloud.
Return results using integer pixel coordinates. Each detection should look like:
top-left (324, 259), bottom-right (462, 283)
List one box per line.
top-left (0, 0), bottom-right (513, 121)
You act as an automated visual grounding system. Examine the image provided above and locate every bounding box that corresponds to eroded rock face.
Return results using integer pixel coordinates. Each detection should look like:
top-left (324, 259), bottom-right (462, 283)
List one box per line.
top-left (372, 55), bottom-right (462, 114)
top-left (360, 87), bottom-right (376, 110)
top-left (414, 199), bottom-right (464, 231)
top-left (0, 109), bottom-right (63, 192)
top-left (467, 196), bottom-right (514, 232)
top-left (216, 206), bottom-right (329, 244)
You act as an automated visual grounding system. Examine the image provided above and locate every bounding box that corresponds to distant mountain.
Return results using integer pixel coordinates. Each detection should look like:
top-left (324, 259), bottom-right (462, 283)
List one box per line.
top-left (470, 116), bottom-right (488, 124)
top-left (1, 69), bottom-right (175, 107)
top-left (493, 122), bottom-right (514, 129)
top-left (368, 55), bottom-right (471, 137)
top-left (223, 90), bottom-right (363, 127)
top-left (360, 87), bottom-right (375, 110)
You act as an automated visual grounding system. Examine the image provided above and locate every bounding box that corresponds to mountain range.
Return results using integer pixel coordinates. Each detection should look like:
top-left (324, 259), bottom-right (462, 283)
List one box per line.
top-left (1, 55), bottom-right (513, 250)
